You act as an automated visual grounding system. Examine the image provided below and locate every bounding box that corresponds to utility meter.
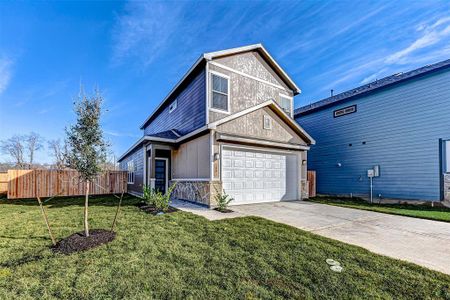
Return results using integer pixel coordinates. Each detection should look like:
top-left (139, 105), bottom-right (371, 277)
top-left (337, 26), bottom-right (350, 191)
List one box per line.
top-left (373, 165), bottom-right (380, 177)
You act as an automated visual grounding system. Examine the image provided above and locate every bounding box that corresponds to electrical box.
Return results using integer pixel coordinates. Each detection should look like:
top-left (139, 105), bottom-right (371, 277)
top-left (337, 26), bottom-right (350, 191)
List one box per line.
top-left (367, 169), bottom-right (374, 178)
top-left (373, 165), bottom-right (380, 177)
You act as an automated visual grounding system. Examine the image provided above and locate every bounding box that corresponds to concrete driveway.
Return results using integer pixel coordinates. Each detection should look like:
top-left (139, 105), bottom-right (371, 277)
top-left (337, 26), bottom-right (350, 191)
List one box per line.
top-left (230, 201), bottom-right (450, 275)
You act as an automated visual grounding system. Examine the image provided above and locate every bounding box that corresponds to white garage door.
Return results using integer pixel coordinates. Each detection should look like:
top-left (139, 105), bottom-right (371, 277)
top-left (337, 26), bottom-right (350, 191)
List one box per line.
top-left (221, 146), bottom-right (298, 205)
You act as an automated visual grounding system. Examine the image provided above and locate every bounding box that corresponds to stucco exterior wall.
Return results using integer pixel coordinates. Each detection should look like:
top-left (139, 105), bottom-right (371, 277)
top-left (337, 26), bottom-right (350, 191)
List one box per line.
top-left (171, 134), bottom-right (210, 179)
top-left (216, 107), bottom-right (307, 145)
top-left (208, 51), bottom-right (294, 123)
top-left (214, 51), bottom-right (291, 89)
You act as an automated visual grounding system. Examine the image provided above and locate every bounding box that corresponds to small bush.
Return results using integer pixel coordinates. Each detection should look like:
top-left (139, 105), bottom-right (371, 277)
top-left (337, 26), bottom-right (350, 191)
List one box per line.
top-left (215, 189), bottom-right (234, 212)
top-left (144, 183), bottom-right (177, 212)
top-left (143, 185), bottom-right (154, 206)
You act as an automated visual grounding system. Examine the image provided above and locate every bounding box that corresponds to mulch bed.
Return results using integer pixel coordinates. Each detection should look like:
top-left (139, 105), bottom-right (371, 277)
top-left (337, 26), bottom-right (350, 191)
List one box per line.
top-left (135, 202), bottom-right (178, 215)
top-left (51, 229), bottom-right (116, 255)
top-left (214, 208), bottom-right (234, 213)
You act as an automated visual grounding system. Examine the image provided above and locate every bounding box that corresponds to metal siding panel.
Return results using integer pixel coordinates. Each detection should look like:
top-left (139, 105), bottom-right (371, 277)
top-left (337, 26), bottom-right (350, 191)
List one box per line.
top-left (296, 70), bottom-right (450, 201)
top-left (144, 69), bottom-right (206, 136)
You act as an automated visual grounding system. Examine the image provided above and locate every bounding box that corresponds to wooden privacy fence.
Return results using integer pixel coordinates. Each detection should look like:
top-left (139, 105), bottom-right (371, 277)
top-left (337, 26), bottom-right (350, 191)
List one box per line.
top-left (307, 170), bottom-right (316, 198)
top-left (7, 169), bottom-right (127, 200)
top-left (0, 172), bottom-right (7, 195)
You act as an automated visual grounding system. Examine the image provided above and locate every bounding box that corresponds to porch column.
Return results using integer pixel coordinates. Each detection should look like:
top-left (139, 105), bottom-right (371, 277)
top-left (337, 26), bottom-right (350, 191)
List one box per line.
top-left (148, 144), bottom-right (156, 189)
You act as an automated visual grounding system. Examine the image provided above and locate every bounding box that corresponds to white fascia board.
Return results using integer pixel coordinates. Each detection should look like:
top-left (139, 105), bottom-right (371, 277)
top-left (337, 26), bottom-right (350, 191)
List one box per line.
top-left (208, 100), bottom-right (315, 145)
top-left (205, 43), bottom-right (300, 95)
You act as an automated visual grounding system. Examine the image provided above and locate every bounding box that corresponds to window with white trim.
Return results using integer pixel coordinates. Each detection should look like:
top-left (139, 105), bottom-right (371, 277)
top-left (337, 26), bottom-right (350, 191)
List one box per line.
top-left (445, 140), bottom-right (450, 173)
top-left (169, 99), bottom-right (177, 113)
top-left (263, 115), bottom-right (272, 130)
top-left (211, 73), bottom-right (229, 112)
top-left (127, 161), bottom-right (135, 184)
top-left (280, 95), bottom-right (292, 115)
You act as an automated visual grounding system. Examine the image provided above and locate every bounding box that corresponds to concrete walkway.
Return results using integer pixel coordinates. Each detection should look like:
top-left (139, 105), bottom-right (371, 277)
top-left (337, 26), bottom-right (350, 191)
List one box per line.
top-left (172, 199), bottom-right (450, 275)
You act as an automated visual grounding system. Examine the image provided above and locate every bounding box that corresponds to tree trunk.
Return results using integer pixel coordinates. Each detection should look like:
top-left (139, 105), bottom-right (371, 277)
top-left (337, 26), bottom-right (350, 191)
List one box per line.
top-left (84, 180), bottom-right (90, 237)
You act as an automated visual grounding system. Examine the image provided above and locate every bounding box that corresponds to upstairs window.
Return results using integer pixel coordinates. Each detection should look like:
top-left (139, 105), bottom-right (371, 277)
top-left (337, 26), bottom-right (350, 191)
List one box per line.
top-left (280, 95), bottom-right (292, 115)
top-left (211, 72), bottom-right (229, 112)
top-left (127, 161), bottom-right (135, 184)
top-left (169, 99), bottom-right (177, 113)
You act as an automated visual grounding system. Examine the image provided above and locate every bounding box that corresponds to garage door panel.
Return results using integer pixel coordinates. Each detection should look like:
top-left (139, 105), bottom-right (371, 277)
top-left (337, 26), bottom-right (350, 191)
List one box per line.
top-left (222, 146), bottom-right (298, 205)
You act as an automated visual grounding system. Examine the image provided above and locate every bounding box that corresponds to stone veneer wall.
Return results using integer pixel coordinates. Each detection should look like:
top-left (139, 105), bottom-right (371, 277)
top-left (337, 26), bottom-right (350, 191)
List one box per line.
top-left (445, 174), bottom-right (450, 201)
top-left (170, 180), bottom-right (222, 207)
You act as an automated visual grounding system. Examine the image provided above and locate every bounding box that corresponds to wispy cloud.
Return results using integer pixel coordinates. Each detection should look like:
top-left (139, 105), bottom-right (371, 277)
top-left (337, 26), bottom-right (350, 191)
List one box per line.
top-left (112, 2), bottom-right (187, 67)
top-left (104, 130), bottom-right (139, 138)
top-left (385, 17), bottom-right (450, 64)
top-left (0, 56), bottom-right (13, 95)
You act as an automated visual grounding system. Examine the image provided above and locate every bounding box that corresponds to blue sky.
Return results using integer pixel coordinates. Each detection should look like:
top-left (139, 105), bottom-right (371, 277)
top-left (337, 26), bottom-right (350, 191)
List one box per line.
top-left (1, 0), bottom-right (449, 163)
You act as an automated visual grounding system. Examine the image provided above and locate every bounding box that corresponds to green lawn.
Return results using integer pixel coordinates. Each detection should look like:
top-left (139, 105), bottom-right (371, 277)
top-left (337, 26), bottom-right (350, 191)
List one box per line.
top-left (309, 197), bottom-right (450, 223)
top-left (0, 195), bottom-right (449, 299)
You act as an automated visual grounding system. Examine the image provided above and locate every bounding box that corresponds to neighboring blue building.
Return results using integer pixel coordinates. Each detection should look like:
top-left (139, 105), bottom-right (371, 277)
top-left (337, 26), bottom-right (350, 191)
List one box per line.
top-left (295, 59), bottom-right (450, 203)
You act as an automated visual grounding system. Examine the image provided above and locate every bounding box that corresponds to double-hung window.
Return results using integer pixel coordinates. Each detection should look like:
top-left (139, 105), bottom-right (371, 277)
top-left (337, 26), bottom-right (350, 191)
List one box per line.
top-left (280, 95), bottom-right (292, 116)
top-left (211, 72), bottom-right (229, 112)
top-left (127, 161), bottom-right (135, 184)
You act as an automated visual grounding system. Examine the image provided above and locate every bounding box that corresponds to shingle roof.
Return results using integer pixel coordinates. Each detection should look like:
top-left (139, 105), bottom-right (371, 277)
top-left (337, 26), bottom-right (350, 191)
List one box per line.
top-left (295, 58), bottom-right (450, 116)
top-left (147, 129), bottom-right (180, 140)
top-left (140, 43), bottom-right (300, 129)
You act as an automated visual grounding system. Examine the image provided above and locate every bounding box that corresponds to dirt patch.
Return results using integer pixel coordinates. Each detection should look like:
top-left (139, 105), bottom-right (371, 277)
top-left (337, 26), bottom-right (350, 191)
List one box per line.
top-left (52, 229), bottom-right (115, 255)
top-left (214, 208), bottom-right (234, 213)
top-left (135, 202), bottom-right (178, 215)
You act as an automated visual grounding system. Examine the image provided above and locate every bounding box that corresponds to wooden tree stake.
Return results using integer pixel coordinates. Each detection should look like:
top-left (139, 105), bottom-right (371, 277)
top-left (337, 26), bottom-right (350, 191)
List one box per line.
top-left (111, 190), bottom-right (125, 232)
top-left (37, 196), bottom-right (56, 246)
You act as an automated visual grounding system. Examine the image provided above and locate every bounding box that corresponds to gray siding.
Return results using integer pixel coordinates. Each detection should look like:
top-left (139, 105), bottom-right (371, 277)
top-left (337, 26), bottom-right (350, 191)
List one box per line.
top-left (144, 69), bottom-right (206, 136)
top-left (119, 146), bottom-right (144, 195)
top-left (296, 69), bottom-right (450, 201)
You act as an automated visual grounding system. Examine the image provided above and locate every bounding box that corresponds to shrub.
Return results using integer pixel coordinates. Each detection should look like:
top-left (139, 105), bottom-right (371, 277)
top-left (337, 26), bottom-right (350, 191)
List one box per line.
top-left (142, 185), bottom-right (154, 206)
top-left (145, 183), bottom-right (177, 212)
top-left (215, 189), bottom-right (234, 212)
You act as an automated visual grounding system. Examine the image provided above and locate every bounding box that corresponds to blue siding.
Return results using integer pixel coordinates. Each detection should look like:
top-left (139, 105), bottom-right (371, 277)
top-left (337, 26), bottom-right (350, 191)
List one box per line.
top-left (119, 146), bottom-right (144, 195)
top-left (144, 69), bottom-right (206, 136)
top-left (296, 69), bottom-right (450, 201)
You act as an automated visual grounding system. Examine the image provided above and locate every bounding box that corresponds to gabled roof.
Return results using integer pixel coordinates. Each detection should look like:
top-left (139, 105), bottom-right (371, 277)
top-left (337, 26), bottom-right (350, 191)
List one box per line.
top-left (140, 44), bottom-right (300, 129)
top-left (208, 100), bottom-right (315, 145)
top-left (295, 58), bottom-right (450, 116)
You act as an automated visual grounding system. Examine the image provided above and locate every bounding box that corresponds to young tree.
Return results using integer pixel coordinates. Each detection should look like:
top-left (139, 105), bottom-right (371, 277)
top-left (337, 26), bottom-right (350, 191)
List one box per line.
top-left (0, 135), bottom-right (26, 168)
top-left (65, 89), bottom-right (108, 237)
top-left (26, 132), bottom-right (44, 169)
top-left (48, 139), bottom-right (67, 169)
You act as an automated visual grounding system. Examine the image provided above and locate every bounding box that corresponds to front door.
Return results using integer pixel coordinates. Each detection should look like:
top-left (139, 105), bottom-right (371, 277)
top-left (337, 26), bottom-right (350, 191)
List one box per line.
top-left (154, 158), bottom-right (168, 194)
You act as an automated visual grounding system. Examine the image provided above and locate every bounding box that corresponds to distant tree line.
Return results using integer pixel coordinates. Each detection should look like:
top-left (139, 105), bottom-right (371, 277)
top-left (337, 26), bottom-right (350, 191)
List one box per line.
top-left (0, 132), bottom-right (118, 171)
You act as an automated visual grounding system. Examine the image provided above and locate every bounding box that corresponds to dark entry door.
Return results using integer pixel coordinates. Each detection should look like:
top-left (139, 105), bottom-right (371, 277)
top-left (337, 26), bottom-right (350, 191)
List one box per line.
top-left (155, 158), bottom-right (167, 194)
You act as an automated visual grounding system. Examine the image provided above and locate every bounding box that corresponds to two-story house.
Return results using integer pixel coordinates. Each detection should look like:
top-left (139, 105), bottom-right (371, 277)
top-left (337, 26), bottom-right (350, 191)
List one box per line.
top-left (118, 44), bottom-right (315, 207)
top-left (295, 59), bottom-right (450, 204)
